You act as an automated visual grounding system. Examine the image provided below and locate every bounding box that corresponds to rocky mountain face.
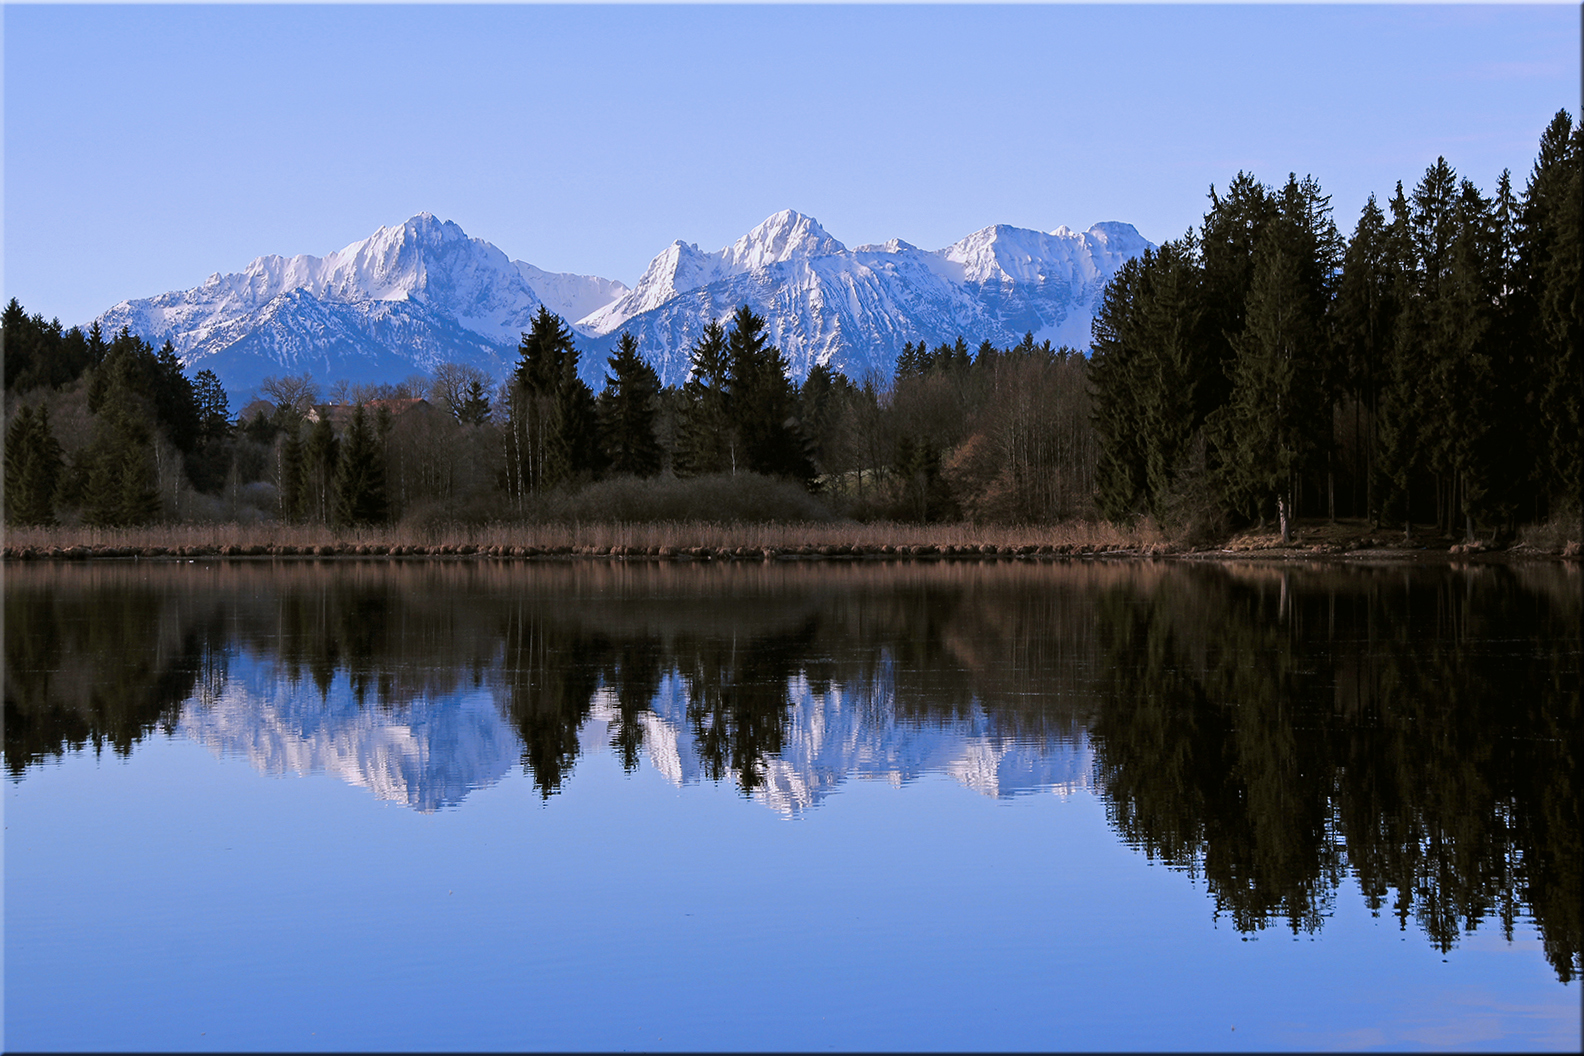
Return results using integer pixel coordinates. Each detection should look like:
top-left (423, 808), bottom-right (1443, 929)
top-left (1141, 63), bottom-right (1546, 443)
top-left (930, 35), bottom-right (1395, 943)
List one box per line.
top-left (92, 210), bottom-right (1152, 396)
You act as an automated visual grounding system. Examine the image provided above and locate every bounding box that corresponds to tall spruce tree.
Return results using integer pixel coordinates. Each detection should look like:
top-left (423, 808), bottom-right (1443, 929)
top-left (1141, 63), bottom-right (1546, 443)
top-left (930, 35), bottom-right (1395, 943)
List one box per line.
top-left (1211, 238), bottom-right (1326, 541)
top-left (80, 348), bottom-right (161, 527)
top-left (1088, 237), bottom-right (1209, 523)
top-left (4, 404), bottom-right (64, 526)
top-left (675, 320), bottom-right (734, 475)
top-left (304, 416), bottom-right (339, 524)
top-left (1375, 182), bottom-right (1427, 538)
top-left (1199, 173), bottom-right (1279, 409)
top-left (512, 306), bottom-right (580, 492)
top-left (1335, 194), bottom-right (1400, 523)
top-left (1090, 255), bottom-right (1150, 520)
top-left (724, 305), bottom-right (813, 482)
top-left (1133, 238), bottom-right (1209, 515)
top-left (333, 404), bottom-right (387, 526)
top-left (1521, 110), bottom-right (1583, 530)
top-left (279, 428), bottom-right (306, 522)
top-left (597, 332), bottom-right (663, 477)
top-left (546, 346), bottom-right (602, 486)
top-left (798, 362), bottom-right (852, 477)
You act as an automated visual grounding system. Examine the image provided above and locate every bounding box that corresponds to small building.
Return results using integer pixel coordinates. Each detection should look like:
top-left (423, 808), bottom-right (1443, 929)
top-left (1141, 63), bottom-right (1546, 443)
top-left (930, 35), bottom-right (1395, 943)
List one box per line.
top-left (305, 397), bottom-right (436, 432)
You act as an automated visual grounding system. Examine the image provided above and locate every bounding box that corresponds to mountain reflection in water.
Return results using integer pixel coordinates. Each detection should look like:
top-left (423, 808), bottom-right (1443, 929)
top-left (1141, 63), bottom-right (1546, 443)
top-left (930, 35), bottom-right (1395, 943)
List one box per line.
top-left (5, 558), bottom-right (1579, 982)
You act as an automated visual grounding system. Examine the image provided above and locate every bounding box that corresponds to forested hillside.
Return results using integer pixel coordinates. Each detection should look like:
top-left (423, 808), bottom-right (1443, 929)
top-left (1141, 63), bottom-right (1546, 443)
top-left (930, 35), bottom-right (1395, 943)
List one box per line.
top-left (1091, 111), bottom-right (1581, 543)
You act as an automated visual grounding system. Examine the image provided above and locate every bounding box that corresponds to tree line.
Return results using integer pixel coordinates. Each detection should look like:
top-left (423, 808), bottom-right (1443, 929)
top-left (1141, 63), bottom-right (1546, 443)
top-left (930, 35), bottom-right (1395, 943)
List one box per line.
top-left (6, 110), bottom-right (1577, 537)
top-left (1090, 110), bottom-right (1581, 542)
top-left (4, 293), bottom-right (1098, 528)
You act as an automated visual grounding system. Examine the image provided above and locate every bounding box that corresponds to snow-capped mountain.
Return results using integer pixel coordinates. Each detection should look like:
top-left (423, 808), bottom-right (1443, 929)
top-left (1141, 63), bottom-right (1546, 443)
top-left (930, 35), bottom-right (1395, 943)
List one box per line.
top-left (91, 210), bottom-right (1151, 398)
top-left (95, 213), bottom-right (628, 396)
top-left (581, 209), bottom-right (1153, 385)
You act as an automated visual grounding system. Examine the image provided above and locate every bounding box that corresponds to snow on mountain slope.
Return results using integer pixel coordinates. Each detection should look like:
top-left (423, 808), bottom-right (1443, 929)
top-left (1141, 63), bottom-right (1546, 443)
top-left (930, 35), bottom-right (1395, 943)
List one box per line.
top-left (512, 262), bottom-right (628, 326)
top-left (90, 210), bottom-right (1153, 397)
top-left (94, 213), bottom-right (624, 395)
top-left (586, 213), bottom-right (1154, 386)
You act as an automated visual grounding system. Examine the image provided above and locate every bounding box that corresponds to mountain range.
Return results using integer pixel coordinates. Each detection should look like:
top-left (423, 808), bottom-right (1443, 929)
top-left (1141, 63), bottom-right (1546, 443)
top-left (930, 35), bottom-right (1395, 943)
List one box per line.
top-left (180, 652), bottom-right (1093, 814)
top-left (93, 210), bottom-right (1154, 398)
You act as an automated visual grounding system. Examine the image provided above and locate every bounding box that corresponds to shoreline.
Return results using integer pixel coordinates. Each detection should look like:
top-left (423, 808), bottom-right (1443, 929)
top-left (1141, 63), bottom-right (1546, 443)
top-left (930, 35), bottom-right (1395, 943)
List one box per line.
top-left (4, 541), bottom-right (1577, 563)
top-left (4, 516), bottom-right (1579, 564)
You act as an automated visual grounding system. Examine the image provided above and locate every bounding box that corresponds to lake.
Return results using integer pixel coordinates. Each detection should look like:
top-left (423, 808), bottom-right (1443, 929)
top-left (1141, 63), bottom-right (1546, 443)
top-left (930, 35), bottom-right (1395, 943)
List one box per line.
top-left (5, 556), bottom-right (1580, 1051)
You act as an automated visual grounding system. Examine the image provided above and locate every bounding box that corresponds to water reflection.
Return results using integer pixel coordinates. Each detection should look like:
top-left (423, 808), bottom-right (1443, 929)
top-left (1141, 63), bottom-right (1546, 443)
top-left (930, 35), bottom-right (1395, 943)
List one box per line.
top-left (5, 558), bottom-right (1578, 981)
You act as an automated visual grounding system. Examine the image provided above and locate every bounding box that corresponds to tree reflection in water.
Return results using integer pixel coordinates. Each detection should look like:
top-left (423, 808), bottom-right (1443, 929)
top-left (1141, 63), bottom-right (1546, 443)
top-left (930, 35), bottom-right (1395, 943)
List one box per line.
top-left (4, 558), bottom-right (1578, 980)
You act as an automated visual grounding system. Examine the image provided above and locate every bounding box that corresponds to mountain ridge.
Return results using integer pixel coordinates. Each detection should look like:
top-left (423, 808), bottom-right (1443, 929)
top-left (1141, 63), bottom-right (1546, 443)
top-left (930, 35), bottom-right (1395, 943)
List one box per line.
top-left (92, 210), bottom-right (1153, 396)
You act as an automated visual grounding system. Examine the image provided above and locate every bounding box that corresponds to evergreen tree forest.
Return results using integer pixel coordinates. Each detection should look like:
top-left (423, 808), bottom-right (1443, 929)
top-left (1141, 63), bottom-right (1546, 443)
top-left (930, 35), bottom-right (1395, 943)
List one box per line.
top-left (4, 113), bottom-right (1578, 540)
top-left (1091, 111), bottom-right (1582, 543)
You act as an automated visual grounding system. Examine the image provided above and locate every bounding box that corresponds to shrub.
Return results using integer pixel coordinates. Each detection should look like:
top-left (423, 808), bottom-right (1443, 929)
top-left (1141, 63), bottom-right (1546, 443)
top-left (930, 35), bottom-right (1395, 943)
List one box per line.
top-left (529, 472), bottom-right (835, 524)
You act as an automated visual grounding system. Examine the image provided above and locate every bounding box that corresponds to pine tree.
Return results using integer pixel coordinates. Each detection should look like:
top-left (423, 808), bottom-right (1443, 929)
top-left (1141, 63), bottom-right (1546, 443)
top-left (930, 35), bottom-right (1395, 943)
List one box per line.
top-left (458, 380), bottom-right (491, 425)
top-left (1210, 238), bottom-right (1326, 541)
top-left (1090, 256), bottom-right (1150, 520)
top-left (1199, 172), bottom-right (1279, 410)
top-left (546, 347), bottom-right (602, 486)
top-left (5, 405), bottom-right (64, 526)
top-left (79, 348), bottom-right (161, 527)
top-left (1386, 158), bottom-right (1501, 538)
top-left (1334, 194), bottom-right (1399, 523)
top-left (597, 332), bottom-right (663, 477)
top-left (895, 341), bottom-right (925, 380)
top-left (675, 320), bottom-right (734, 475)
top-left (304, 416), bottom-right (339, 524)
top-left (279, 428), bottom-right (306, 522)
top-left (152, 340), bottom-right (200, 452)
top-left (1521, 110), bottom-right (1583, 530)
top-left (3, 299), bottom-right (36, 391)
top-left (1375, 182), bottom-right (1427, 539)
top-left (333, 404), bottom-right (387, 526)
top-left (512, 306), bottom-right (585, 491)
top-left (1133, 238), bottom-right (1209, 515)
top-left (117, 439), bottom-right (162, 526)
top-left (724, 305), bottom-right (813, 482)
top-left (798, 362), bottom-right (852, 476)
top-left (1481, 168), bottom-right (1535, 528)
top-left (194, 369), bottom-right (231, 443)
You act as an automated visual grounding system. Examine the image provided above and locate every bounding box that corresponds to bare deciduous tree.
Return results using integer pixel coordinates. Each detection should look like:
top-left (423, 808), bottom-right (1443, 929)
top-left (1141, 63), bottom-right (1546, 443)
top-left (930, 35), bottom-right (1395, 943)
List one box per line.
top-left (430, 362), bottom-right (491, 422)
top-left (259, 373), bottom-right (320, 416)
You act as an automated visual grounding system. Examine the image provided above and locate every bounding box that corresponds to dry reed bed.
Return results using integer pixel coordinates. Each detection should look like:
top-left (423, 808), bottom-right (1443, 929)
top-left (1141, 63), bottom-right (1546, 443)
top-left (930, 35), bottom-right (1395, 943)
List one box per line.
top-left (4, 519), bottom-right (1164, 560)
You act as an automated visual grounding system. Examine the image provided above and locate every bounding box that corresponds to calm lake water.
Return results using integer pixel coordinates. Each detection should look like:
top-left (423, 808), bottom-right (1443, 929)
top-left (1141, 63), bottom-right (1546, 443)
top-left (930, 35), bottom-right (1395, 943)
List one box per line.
top-left (5, 557), bottom-right (1580, 1052)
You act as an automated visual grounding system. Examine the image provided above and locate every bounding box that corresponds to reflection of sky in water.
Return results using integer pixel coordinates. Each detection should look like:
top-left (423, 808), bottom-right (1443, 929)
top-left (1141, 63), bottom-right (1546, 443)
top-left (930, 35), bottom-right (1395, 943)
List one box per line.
top-left (183, 652), bottom-right (1092, 815)
top-left (7, 560), bottom-right (1578, 1051)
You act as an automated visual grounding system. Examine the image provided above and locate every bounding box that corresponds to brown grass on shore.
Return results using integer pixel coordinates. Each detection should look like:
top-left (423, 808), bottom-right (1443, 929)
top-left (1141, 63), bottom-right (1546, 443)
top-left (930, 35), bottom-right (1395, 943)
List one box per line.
top-left (11, 512), bottom-right (1579, 562)
top-left (2, 518), bottom-right (1163, 559)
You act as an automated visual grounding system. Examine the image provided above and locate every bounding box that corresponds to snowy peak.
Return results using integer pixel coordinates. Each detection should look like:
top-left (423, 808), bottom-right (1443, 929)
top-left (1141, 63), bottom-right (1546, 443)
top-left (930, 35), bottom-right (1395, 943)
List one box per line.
top-left (1084, 221), bottom-right (1150, 255)
top-left (721, 209), bottom-right (846, 271)
top-left (188, 212), bottom-right (526, 313)
top-left (578, 211), bottom-right (847, 333)
top-left (588, 213), bottom-right (1156, 385)
top-left (92, 213), bottom-right (634, 396)
top-left (91, 209), bottom-right (1154, 399)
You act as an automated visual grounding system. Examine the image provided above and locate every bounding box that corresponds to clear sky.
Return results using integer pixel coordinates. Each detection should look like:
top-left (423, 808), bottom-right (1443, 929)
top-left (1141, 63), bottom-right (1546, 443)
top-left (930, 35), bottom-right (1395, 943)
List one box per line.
top-left (4, 3), bottom-right (1577, 328)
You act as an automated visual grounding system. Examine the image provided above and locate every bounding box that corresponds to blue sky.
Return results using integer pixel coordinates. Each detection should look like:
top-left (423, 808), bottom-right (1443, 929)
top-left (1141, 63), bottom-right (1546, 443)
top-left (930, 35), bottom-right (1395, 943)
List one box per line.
top-left (4, 4), bottom-right (1577, 327)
